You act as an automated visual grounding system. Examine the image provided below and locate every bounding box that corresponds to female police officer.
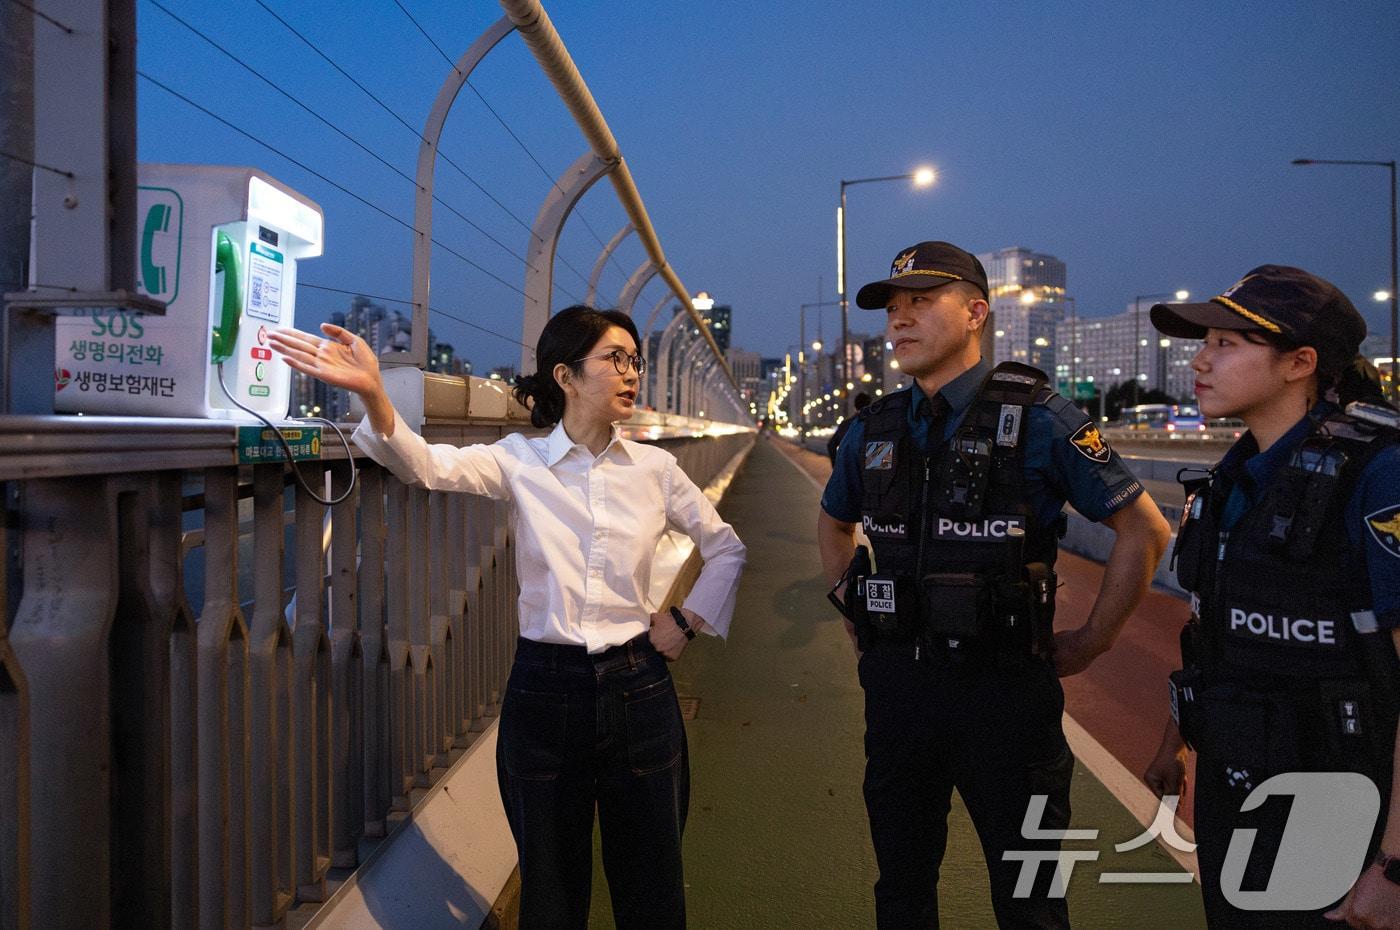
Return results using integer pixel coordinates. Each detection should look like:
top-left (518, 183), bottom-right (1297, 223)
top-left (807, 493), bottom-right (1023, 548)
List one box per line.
top-left (1143, 266), bottom-right (1400, 928)
top-left (271, 306), bottom-right (745, 929)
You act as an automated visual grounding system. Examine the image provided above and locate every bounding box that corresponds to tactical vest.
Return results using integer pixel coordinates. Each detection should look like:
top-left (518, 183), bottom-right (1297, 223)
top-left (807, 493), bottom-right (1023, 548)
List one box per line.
top-left (1172, 409), bottom-right (1400, 777)
top-left (855, 362), bottom-right (1059, 662)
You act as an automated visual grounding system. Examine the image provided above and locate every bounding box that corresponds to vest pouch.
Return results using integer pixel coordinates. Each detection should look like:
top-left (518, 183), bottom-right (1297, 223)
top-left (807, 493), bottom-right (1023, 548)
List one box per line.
top-left (1196, 685), bottom-right (1302, 780)
top-left (921, 572), bottom-right (992, 640)
top-left (1317, 678), bottom-right (1393, 784)
top-left (1171, 488), bottom-right (1208, 592)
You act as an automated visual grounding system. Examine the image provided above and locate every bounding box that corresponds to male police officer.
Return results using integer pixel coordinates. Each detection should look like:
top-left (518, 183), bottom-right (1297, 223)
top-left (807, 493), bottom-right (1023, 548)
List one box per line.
top-left (818, 241), bottom-right (1171, 928)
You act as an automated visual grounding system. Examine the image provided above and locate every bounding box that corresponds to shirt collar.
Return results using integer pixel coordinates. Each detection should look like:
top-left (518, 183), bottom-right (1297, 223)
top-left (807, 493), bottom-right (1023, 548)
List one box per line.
top-left (1222, 400), bottom-right (1336, 488)
top-left (909, 359), bottom-right (990, 424)
top-left (544, 421), bottom-right (631, 466)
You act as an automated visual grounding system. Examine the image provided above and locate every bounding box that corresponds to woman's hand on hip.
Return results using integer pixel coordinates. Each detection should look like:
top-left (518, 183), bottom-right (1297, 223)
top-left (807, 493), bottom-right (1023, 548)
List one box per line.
top-left (648, 608), bottom-right (705, 661)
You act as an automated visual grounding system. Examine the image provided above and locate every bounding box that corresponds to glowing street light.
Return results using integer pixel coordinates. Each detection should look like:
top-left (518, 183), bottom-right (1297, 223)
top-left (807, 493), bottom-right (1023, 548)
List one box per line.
top-left (838, 166), bottom-right (938, 405)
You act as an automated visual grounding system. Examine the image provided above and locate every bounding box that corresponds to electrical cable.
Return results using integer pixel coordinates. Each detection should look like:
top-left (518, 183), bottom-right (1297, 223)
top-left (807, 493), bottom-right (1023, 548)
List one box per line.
top-left (250, 0), bottom-right (536, 240)
top-left (215, 360), bottom-right (358, 507)
top-left (143, 0), bottom-right (557, 285)
top-left (4, 0), bottom-right (72, 33)
top-left (137, 70), bottom-right (532, 301)
top-left (297, 281), bottom-right (531, 350)
top-left (0, 148), bottom-right (71, 177)
top-left (372, 0), bottom-right (603, 293)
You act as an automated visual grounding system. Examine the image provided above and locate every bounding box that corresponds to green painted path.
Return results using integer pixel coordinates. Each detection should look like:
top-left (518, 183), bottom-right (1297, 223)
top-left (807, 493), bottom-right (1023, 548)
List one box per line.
top-left (589, 437), bottom-right (1207, 928)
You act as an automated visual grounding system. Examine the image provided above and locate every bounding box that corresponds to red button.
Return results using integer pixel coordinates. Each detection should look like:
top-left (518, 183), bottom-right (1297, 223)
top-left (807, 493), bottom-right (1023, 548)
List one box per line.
top-left (251, 347), bottom-right (272, 360)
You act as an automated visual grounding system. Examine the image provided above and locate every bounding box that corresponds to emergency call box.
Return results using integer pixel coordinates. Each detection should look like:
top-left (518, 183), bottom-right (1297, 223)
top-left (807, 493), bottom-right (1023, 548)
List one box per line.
top-left (53, 165), bottom-right (323, 420)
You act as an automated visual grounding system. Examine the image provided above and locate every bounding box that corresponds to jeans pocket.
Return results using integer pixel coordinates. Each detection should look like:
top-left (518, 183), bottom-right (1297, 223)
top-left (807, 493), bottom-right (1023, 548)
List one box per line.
top-left (500, 687), bottom-right (568, 781)
top-left (624, 677), bottom-right (684, 776)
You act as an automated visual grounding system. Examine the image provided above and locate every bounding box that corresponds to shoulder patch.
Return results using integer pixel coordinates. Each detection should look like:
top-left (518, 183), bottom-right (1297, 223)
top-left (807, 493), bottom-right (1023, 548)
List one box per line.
top-left (1069, 420), bottom-right (1112, 463)
top-left (1365, 504), bottom-right (1400, 559)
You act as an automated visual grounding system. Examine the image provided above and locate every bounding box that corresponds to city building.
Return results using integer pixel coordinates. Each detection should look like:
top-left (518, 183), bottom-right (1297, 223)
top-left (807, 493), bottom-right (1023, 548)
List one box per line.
top-left (979, 247), bottom-right (1068, 374)
top-left (979, 246), bottom-right (1067, 299)
top-left (726, 348), bottom-right (763, 404)
top-left (703, 304), bottom-right (732, 354)
top-left (1055, 307), bottom-right (1199, 404)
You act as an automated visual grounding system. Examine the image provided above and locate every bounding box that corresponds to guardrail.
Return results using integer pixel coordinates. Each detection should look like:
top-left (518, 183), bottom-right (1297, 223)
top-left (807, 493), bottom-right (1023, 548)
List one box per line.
top-left (0, 407), bottom-right (753, 929)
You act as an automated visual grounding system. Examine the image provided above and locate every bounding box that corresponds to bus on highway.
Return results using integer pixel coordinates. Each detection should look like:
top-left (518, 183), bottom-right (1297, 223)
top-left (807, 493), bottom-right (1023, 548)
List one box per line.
top-left (1121, 403), bottom-right (1206, 432)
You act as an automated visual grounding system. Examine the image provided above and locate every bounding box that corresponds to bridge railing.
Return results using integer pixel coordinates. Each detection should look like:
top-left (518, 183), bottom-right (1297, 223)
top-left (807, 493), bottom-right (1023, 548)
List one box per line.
top-left (0, 402), bottom-right (752, 930)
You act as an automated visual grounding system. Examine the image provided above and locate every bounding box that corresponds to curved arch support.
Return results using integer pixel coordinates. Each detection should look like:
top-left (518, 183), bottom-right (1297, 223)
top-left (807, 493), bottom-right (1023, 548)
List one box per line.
top-left (585, 223), bottom-right (634, 306)
top-left (520, 151), bottom-right (617, 372)
top-left (617, 260), bottom-right (659, 318)
top-left (409, 16), bottom-right (517, 369)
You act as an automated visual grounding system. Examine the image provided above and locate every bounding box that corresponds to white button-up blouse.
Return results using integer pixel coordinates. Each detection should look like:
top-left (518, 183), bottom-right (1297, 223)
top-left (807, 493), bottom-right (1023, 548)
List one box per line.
top-left (353, 411), bottom-right (747, 653)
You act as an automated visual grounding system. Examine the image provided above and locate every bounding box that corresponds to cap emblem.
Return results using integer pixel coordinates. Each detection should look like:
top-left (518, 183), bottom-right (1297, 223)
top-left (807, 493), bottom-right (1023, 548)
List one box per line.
top-left (1220, 274), bottom-right (1257, 299)
top-left (892, 250), bottom-right (917, 277)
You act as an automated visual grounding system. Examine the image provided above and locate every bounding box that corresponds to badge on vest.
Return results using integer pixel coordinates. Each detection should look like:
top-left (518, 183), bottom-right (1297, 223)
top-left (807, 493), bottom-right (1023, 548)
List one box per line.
top-left (1069, 421), bottom-right (1112, 463)
top-left (931, 515), bottom-right (1026, 540)
top-left (863, 513), bottom-right (908, 539)
top-left (1365, 504), bottom-right (1400, 560)
top-left (864, 440), bottom-right (895, 471)
top-left (996, 404), bottom-right (1022, 447)
top-left (1227, 607), bottom-right (1340, 647)
top-left (865, 577), bottom-right (897, 616)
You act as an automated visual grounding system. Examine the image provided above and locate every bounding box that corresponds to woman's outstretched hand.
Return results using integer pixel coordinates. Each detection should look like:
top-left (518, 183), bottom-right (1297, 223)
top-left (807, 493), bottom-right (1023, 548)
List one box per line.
top-left (270, 323), bottom-right (396, 434)
top-left (269, 323), bottom-right (381, 395)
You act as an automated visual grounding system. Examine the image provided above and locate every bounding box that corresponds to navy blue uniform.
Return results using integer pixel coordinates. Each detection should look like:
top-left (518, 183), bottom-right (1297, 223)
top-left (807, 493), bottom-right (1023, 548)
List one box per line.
top-left (1185, 403), bottom-right (1400, 928)
top-left (822, 360), bottom-right (1146, 929)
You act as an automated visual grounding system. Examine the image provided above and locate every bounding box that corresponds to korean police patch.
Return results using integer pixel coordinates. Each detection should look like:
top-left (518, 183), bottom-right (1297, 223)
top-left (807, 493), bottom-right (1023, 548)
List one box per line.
top-left (865, 440), bottom-right (895, 470)
top-left (1069, 421), bottom-right (1112, 464)
top-left (1365, 504), bottom-right (1400, 559)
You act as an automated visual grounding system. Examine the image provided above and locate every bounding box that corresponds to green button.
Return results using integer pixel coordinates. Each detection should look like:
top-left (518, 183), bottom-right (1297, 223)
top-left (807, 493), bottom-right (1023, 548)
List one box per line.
top-left (255, 362), bottom-right (265, 381)
top-left (249, 385), bottom-right (270, 397)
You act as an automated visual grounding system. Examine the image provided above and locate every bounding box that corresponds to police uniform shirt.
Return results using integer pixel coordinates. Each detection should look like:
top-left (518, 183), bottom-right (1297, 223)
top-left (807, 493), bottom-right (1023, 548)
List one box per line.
top-left (821, 360), bottom-right (1145, 530)
top-left (1212, 401), bottom-right (1400, 630)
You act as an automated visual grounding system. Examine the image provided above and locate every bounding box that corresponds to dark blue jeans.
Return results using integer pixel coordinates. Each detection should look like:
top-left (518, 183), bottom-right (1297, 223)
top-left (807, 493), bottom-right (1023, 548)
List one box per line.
top-left (496, 634), bottom-right (689, 930)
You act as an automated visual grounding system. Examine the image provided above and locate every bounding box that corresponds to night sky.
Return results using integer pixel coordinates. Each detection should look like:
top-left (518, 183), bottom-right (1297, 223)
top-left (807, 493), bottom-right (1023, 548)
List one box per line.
top-left (135, 0), bottom-right (1400, 373)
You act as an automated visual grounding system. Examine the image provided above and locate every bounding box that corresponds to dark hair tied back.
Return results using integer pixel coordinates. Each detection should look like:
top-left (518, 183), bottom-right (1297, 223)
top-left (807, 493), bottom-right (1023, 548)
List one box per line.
top-left (511, 304), bottom-right (642, 429)
top-left (1334, 355), bottom-right (1393, 409)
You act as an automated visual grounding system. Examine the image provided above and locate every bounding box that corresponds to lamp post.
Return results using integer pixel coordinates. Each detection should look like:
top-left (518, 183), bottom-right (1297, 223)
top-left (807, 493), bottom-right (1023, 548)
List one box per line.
top-left (1292, 158), bottom-right (1398, 399)
top-left (1060, 295), bottom-right (1078, 405)
top-left (800, 299), bottom-right (840, 430)
top-left (1132, 290), bottom-right (1189, 406)
top-left (838, 167), bottom-right (936, 410)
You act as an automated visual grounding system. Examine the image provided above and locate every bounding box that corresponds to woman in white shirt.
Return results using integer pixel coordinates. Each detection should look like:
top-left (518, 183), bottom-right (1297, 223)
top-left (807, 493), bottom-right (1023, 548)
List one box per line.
top-left (270, 306), bottom-right (746, 930)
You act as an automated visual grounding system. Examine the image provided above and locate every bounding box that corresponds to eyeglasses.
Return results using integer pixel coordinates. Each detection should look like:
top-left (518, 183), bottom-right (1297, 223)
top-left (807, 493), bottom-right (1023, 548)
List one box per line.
top-left (572, 349), bottom-right (646, 375)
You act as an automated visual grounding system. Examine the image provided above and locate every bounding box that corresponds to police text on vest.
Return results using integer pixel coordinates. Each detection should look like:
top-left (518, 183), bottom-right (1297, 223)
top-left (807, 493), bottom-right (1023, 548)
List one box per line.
top-left (1228, 608), bottom-right (1336, 645)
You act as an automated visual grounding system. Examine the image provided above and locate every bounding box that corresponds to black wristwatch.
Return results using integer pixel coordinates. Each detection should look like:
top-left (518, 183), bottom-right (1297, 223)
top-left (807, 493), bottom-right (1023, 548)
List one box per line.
top-left (1374, 849), bottom-right (1400, 886)
top-left (669, 606), bottom-right (696, 640)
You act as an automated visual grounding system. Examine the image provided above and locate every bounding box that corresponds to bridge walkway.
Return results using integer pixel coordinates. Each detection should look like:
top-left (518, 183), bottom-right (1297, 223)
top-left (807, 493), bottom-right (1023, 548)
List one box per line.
top-left (583, 436), bottom-right (1206, 929)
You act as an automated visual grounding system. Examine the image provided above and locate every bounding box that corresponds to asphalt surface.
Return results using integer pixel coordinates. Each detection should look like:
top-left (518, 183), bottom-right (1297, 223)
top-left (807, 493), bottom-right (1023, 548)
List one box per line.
top-left (584, 437), bottom-right (1206, 929)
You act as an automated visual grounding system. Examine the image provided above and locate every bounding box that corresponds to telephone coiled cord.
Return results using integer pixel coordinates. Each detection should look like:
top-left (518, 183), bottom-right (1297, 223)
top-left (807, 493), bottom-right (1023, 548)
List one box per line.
top-left (216, 361), bottom-right (358, 506)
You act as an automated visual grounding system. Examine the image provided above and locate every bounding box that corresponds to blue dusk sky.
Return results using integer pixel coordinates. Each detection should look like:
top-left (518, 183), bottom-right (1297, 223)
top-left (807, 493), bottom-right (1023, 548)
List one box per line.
top-left (134, 0), bottom-right (1400, 371)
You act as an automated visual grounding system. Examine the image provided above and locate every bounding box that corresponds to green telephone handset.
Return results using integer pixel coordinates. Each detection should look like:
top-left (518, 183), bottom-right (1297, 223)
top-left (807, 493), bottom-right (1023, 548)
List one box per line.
top-left (211, 230), bottom-right (243, 364)
top-left (140, 204), bottom-right (171, 295)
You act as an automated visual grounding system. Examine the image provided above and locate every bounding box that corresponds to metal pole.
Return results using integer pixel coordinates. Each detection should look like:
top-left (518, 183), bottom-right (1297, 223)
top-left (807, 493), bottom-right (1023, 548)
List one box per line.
top-left (1132, 295), bottom-right (1141, 407)
top-left (1389, 161), bottom-right (1397, 400)
top-left (1066, 296), bottom-right (1077, 406)
top-left (838, 183), bottom-right (848, 408)
top-left (799, 309), bottom-right (805, 430)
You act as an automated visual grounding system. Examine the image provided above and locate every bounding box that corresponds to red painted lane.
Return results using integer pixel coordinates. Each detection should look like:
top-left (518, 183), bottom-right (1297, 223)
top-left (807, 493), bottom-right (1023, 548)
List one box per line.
top-left (1054, 550), bottom-right (1199, 827)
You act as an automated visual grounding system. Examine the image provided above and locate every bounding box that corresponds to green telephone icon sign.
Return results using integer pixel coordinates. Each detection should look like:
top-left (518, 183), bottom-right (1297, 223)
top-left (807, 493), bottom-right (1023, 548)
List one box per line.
top-left (140, 203), bottom-right (171, 295)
